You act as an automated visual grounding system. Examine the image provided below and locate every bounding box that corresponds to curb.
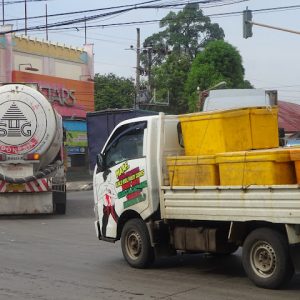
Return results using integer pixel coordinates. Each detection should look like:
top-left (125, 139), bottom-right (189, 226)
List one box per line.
top-left (66, 182), bottom-right (93, 192)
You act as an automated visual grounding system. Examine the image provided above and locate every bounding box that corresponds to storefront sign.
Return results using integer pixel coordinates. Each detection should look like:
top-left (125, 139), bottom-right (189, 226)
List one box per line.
top-left (65, 131), bottom-right (87, 147)
top-left (39, 85), bottom-right (76, 106)
top-left (12, 71), bottom-right (95, 112)
top-left (67, 146), bottom-right (86, 155)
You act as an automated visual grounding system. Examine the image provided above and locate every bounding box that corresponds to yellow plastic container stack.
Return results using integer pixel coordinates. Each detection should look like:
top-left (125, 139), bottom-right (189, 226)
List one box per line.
top-left (289, 148), bottom-right (300, 184)
top-left (179, 108), bottom-right (252, 156)
top-left (250, 107), bottom-right (279, 149)
top-left (178, 107), bottom-right (279, 156)
top-left (216, 149), bottom-right (296, 186)
top-left (167, 155), bottom-right (219, 186)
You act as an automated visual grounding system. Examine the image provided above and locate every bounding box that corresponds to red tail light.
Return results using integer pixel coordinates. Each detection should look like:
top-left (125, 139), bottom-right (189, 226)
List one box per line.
top-left (23, 153), bottom-right (40, 160)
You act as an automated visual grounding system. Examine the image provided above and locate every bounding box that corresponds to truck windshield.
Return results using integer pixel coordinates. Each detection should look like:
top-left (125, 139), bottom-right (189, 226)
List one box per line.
top-left (104, 121), bottom-right (146, 168)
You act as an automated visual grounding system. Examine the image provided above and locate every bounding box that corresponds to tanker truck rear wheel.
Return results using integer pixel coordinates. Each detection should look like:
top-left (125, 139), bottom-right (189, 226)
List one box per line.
top-left (121, 218), bottom-right (154, 268)
top-left (53, 190), bottom-right (66, 215)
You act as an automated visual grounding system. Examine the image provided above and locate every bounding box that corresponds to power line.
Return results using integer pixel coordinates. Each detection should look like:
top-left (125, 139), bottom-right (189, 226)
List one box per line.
top-left (0, 0), bottom-right (171, 22)
top-left (2, 1), bottom-right (299, 35)
top-left (1, 0), bottom-right (245, 22)
top-left (1, 0), bottom-right (47, 4)
top-left (0, 0), bottom-right (250, 34)
top-left (25, 3), bottom-right (300, 33)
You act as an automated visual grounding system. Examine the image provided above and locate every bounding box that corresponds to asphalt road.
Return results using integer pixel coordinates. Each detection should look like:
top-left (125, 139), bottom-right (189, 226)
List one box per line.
top-left (0, 190), bottom-right (299, 300)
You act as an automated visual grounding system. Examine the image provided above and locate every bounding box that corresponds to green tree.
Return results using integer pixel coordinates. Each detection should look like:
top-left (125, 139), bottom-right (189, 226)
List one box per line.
top-left (143, 3), bottom-right (224, 66)
top-left (141, 3), bottom-right (224, 113)
top-left (152, 53), bottom-right (191, 113)
top-left (184, 40), bottom-right (252, 111)
top-left (94, 73), bottom-right (135, 110)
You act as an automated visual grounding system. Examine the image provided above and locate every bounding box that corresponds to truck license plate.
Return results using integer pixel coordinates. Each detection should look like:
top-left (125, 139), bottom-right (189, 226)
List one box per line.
top-left (6, 183), bottom-right (26, 192)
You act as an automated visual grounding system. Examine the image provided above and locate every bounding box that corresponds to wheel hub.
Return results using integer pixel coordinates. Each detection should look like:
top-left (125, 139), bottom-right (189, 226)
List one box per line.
top-left (250, 241), bottom-right (276, 278)
top-left (126, 231), bottom-right (142, 259)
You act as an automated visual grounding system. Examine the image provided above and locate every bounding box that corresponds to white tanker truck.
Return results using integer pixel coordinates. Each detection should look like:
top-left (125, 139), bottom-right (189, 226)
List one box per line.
top-left (0, 83), bottom-right (66, 214)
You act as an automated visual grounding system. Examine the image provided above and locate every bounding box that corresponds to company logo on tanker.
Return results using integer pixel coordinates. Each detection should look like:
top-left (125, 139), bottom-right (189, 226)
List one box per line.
top-left (0, 101), bottom-right (38, 154)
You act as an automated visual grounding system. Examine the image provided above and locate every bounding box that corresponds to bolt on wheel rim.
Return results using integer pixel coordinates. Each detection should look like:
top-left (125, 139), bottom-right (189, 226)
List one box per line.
top-left (250, 241), bottom-right (276, 278)
top-left (126, 230), bottom-right (142, 260)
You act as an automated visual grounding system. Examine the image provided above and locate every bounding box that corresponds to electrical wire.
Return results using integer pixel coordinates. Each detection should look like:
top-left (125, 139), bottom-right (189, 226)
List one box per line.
top-left (8, 2), bottom-right (300, 33)
top-left (1, 0), bottom-right (170, 22)
top-left (1, 0), bottom-right (48, 4)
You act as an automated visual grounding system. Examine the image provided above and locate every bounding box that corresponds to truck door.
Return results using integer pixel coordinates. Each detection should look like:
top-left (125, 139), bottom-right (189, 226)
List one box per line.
top-left (94, 121), bottom-right (149, 239)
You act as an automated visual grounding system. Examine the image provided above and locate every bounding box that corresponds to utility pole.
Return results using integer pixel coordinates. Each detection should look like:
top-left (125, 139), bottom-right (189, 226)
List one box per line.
top-left (147, 48), bottom-right (152, 99)
top-left (24, 0), bottom-right (27, 35)
top-left (84, 17), bottom-right (87, 44)
top-left (135, 28), bottom-right (141, 109)
top-left (2, 0), bottom-right (4, 25)
top-left (45, 4), bottom-right (48, 40)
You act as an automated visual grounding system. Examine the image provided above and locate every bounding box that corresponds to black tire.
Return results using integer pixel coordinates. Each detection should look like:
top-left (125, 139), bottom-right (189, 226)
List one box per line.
top-left (53, 190), bottom-right (66, 215)
top-left (242, 228), bottom-right (294, 289)
top-left (55, 203), bottom-right (66, 215)
top-left (121, 218), bottom-right (154, 268)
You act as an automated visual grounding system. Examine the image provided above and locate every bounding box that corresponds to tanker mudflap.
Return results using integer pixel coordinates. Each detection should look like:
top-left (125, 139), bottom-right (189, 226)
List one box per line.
top-left (53, 190), bottom-right (67, 215)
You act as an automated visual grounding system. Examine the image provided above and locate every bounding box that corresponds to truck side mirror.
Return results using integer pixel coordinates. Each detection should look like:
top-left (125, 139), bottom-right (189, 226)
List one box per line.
top-left (96, 153), bottom-right (105, 172)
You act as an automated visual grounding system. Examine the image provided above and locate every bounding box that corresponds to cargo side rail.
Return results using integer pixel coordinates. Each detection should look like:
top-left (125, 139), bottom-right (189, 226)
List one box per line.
top-left (160, 185), bottom-right (300, 224)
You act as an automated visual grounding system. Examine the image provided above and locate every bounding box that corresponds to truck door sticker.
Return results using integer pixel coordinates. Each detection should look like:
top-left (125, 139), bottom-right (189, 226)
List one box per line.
top-left (100, 169), bottom-right (119, 237)
top-left (115, 162), bottom-right (147, 209)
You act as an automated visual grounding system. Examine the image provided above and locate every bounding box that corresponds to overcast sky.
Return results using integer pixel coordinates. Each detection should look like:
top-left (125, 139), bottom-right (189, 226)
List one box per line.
top-left (3, 0), bottom-right (300, 103)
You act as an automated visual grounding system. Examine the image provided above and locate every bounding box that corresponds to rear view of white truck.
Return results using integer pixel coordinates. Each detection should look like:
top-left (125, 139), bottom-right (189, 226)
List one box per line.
top-left (0, 84), bottom-right (66, 214)
top-left (93, 112), bottom-right (300, 290)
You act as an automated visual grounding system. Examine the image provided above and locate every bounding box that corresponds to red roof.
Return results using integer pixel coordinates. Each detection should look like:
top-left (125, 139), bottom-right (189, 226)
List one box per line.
top-left (278, 101), bottom-right (300, 133)
top-left (52, 102), bottom-right (86, 119)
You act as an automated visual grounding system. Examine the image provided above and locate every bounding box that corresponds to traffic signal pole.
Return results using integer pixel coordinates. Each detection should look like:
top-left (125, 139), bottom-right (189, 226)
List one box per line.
top-left (243, 8), bottom-right (300, 39)
top-left (248, 21), bottom-right (300, 36)
top-left (135, 28), bottom-right (141, 109)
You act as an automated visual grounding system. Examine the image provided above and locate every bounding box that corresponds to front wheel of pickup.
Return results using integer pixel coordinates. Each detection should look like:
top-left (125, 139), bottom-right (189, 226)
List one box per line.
top-left (242, 228), bottom-right (294, 289)
top-left (121, 218), bottom-right (154, 268)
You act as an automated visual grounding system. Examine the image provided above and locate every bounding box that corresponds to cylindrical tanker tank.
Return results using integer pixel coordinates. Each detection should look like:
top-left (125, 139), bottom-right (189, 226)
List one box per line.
top-left (0, 84), bottom-right (63, 171)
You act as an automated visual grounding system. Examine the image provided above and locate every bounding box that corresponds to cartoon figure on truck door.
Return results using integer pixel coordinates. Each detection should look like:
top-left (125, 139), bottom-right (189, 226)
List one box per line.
top-left (98, 169), bottom-right (119, 237)
top-left (94, 120), bottom-right (149, 239)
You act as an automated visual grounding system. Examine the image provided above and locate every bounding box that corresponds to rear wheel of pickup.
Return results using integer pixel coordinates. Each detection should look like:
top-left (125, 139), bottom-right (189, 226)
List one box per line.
top-left (242, 228), bottom-right (294, 289)
top-left (121, 218), bottom-right (154, 268)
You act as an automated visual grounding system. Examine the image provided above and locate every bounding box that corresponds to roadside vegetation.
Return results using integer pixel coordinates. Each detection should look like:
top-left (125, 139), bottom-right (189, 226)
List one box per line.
top-left (94, 3), bottom-right (252, 113)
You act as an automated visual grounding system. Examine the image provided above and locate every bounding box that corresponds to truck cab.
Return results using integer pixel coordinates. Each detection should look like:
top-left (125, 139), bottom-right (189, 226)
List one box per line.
top-left (93, 115), bottom-right (171, 240)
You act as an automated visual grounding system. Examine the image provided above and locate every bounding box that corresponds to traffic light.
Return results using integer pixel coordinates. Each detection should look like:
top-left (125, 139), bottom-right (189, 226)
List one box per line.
top-left (243, 9), bottom-right (253, 39)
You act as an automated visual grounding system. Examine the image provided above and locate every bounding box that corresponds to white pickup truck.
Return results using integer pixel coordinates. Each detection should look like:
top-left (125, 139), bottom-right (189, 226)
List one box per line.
top-left (93, 107), bottom-right (300, 290)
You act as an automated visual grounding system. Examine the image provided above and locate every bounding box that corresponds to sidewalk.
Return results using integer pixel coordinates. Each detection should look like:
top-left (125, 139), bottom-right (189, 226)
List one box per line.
top-left (66, 170), bottom-right (93, 192)
top-left (66, 180), bottom-right (93, 191)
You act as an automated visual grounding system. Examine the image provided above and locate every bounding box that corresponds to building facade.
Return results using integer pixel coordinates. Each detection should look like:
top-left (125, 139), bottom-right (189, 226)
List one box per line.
top-left (0, 27), bottom-right (94, 174)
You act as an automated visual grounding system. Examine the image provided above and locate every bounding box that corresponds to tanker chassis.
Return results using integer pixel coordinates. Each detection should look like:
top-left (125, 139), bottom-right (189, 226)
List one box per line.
top-left (0, 84), bottom-right (66, 214)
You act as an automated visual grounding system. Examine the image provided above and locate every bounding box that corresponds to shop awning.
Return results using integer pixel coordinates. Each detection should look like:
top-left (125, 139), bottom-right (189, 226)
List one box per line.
top-left (52, 102), bottom-right (86, 119)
